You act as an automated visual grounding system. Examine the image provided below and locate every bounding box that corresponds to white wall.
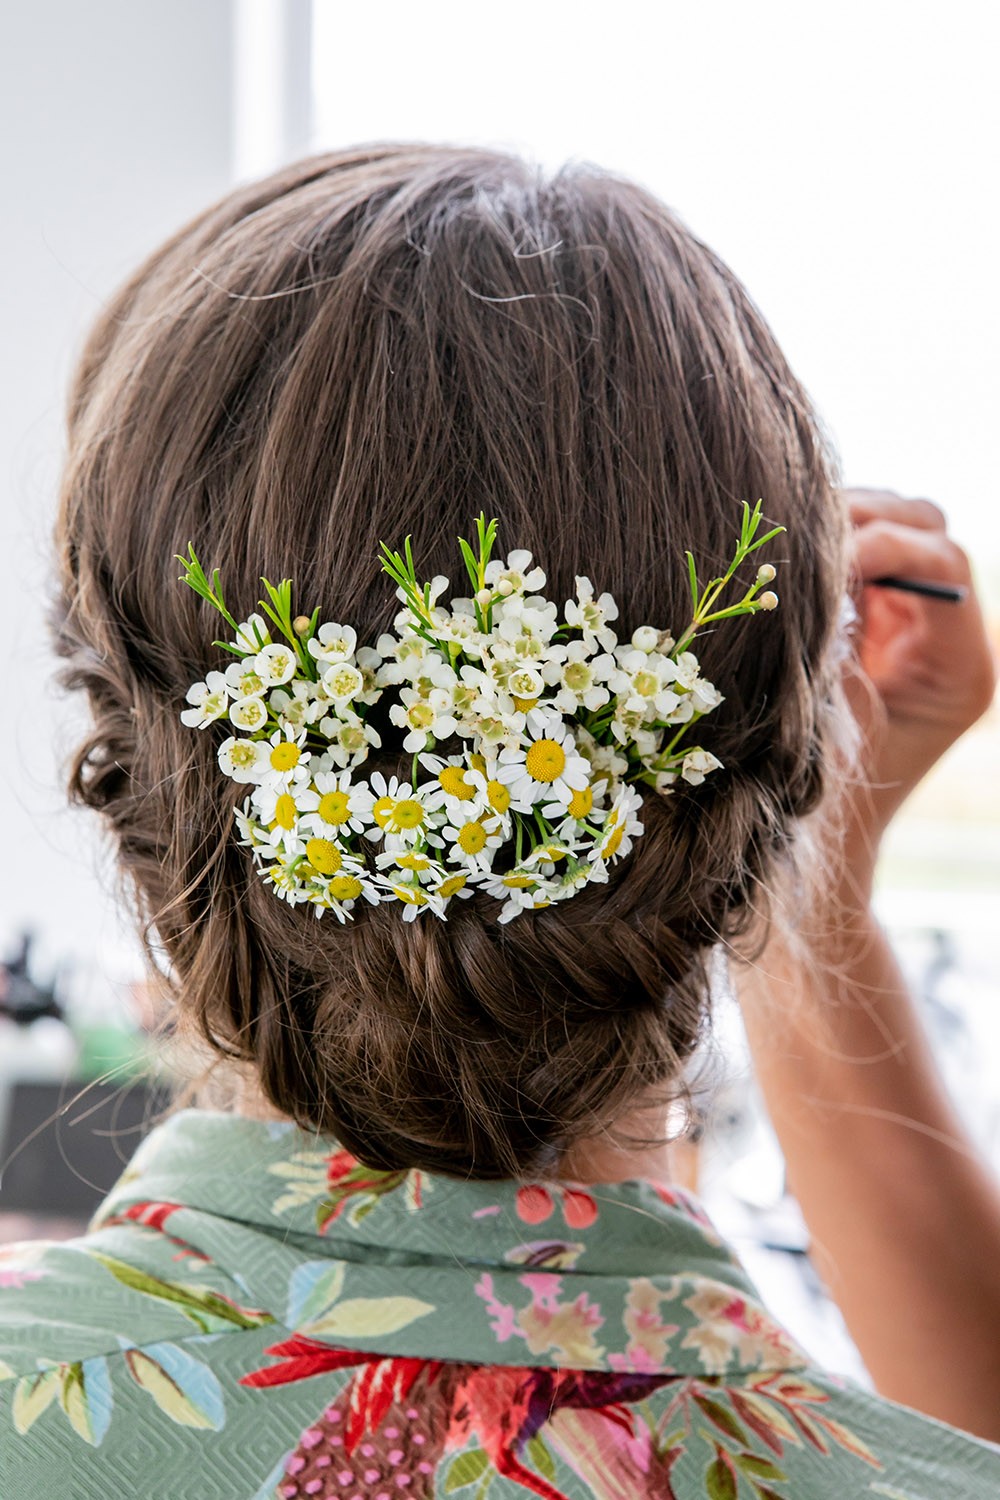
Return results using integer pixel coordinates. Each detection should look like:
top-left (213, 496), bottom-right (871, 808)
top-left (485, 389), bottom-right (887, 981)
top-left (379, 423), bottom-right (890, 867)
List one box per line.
top-left (1, 1), bottom-right (235, 982)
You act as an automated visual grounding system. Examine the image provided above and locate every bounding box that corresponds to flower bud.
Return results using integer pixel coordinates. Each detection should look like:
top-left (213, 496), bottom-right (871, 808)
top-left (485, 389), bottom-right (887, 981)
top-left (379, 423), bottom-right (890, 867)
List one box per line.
top-left (631, 625), bottom-right (659, 652)
top-left (475, 588), bottom-right (492, 608)
top-left (496, 578), bottom-right (514, 596)
top-left (292, 615), bottom-right (312, 635)
top-left (758, 591), bottom-right (779, 611)
top-left (755, 563), bottom-right (776, 585)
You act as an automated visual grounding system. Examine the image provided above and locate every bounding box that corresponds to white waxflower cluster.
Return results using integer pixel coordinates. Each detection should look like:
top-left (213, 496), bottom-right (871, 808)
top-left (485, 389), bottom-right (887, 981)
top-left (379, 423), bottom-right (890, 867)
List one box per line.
top-left (177, 507), bottom-right (781, 923)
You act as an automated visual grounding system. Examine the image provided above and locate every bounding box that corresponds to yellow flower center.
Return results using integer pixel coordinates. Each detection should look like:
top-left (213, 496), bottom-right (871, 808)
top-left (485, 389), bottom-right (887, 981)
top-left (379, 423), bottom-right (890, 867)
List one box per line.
top-left (305, 838), bottom-right (342, 876)
top-left (633, 669), bottom-right (659, 698)
top-left (469, 752), bottom-right (487, 773)
top-left (502, 874), bottom-right (535, 889)
top-left (270, 742), bottom-right (301, 772)
top-left (327, 665), bottom-right (361, 698)
top-left (525, 738), bottom-right (566, 783)
top-left (439, 766), bottom-right (475, 801)
top-left (486, 780), bottom-right (511, 814)
top-left (568, 785), bottom-right (593, 819)
top-left (603, 824), bottom-right (625, 858)
top-left (397, 851), bottom-right (431, 871)
top-left (407, 702), bottom-right (436, 729)
top-left (512, 695), bottom-right (539, 713)
top-left (274, 794), bottom-right (297, 830)
top-left (457, 822), bottom-right (488, 854)
top-left (328, 874), bottom-right (363, 902)
top-left (230, 742), bottom-right (258, 768)
top-left (563, 662), bottom-right (591, 691)
top-left (318, 790), bottom-right (351, 825)
top-left (437, 874), bottom-right (467, 898)
top-left (392, 798), bottom-right (425, 831)
top-left (239, 672), bottom-right (264, 696)
top-left (393, 884), bottom-right (427, 906)
top-left (372, 795), bottom-right (396, 828)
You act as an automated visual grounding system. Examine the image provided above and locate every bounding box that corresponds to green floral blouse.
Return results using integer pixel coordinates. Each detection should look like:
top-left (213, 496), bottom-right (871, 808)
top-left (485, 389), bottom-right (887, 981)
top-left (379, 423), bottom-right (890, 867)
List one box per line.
top-left (0, 1109), bottom-right (997, 1499)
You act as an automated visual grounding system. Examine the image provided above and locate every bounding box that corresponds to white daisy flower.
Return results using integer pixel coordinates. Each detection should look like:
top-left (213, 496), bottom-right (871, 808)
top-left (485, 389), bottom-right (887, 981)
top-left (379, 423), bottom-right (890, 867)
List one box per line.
top-left (229, 694), bottom-right (269, 733)
top-left (388, 685), bottom-right (457, 753)
top-left (419, 753), bottom-right (482, 815)
top-left (181, 671), bottom-right (230, 728)
top-left (257, 727), bottom-right (309, 784)
top-left (543, 639), bottom-right (615, 713)
top-left (610, 647), bottom-right (682, 720)
top-left (374, 844), bottom-right (442, 879)
top-left (465, 766), bottom-right (515, 821)
top-left (431, 870), bottom-right (475, 904)
top-left (680, 749), bottom-right (723, 785)
top-left (321, 659), bottom-right (365, 708)
top-left (589, 784), bottom-right (645, 866)
top-left (224, 658), bottom-right (268, 700)
top-left (494, 594), bottom-right (560, 651)
top-left (234, 613), bottom-right (271, 653)
top-left (301, 769), bottom-right (375, 836)
top-left (542, 773), bottom-right (608, 827)
top-left (481, 868), bottom-right (559, 924)
top-left (318, 711), bottom-right (381, 770)
top-left (307, 866), bottom-right (381, 923)
top-left (255, 641), bottom-right (298, 687)
top-left (564, 577), bottom-right (619, 651)
top-left (261, 857), bottom-right (310, 906)
top-left (377, 876), bottom-right (447, 922)
top-left (495, 713), bottom-right (590, 812)
top-left (218, 735), bottom-right (269, 784)
top-left (441, 808), bottom-right (505, 873)
top-left (365, 774), bottom-right (438, 845)
top-left (307, 622), bottom-right (357, 667)
top-left (250, 780), bottom-right (314, 855)
top-left (484, 548), bottom-right (546, 595)
top-left (234, 800), bottom-right (271, 851)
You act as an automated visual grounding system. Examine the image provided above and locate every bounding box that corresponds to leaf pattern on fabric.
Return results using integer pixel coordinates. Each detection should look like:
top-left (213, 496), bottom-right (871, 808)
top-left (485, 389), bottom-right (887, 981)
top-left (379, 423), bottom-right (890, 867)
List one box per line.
top-left (285, 1260), bottom-right (434, 1340)
top-left (13, 1357), bottom-right (114, 1447)
top-left (122, 1340), bottom-right (226, 1430)
top-left (86, 1251), bottom-right (275, 1334)
top-left (267, 1145), bottom-right (427, 1230)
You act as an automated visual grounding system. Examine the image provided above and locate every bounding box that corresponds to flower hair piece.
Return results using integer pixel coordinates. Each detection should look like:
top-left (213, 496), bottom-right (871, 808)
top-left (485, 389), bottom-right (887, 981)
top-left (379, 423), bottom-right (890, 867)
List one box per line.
top-left (177, 504), bottom-right (782, 924)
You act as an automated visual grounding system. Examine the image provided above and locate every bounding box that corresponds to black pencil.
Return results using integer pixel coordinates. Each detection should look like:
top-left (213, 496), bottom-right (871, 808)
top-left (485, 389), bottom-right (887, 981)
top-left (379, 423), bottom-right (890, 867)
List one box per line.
top-left (871, 576), bottom-right (967, 604)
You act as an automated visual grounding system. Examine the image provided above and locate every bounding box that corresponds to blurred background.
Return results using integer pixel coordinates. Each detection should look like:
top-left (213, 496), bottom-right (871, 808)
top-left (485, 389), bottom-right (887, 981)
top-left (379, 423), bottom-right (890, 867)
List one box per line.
top-left (1, 0), bottom-right (997, 1382)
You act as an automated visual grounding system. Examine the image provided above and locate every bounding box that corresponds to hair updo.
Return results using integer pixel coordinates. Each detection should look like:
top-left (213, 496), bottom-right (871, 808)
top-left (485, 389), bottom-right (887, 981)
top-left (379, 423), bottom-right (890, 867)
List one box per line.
top-left (51, 144), bottom-right (847, 1179)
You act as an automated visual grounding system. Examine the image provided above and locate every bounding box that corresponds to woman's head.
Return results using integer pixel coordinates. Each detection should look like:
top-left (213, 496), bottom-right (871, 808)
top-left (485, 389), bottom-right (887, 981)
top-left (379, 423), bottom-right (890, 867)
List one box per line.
top-left (52, 144), bottom-right (847, 1178)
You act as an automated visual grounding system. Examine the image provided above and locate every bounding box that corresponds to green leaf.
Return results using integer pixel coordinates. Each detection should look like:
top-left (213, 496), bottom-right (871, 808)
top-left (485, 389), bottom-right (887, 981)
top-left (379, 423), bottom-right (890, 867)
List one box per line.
top-left (12, 1370), bottom-right (59, 1433)
top-left (525, 1434), bottom-right (556, 1482)
top-left (693, 1394), bottom-right (749, 1445)
top-left (686, 549), bottom-right (699, 612)
top-left (705, 1451), bottom-right (738, 1500)
top-left (304, 1294), bottom-right (435, 1339)
top-left (445, 1448), bottom-right (491, 1491)
top-left (88, 1252), bottom-right (273, 1332)
top-left (734, 1451), bottom-right (785, 1480)
top-left (124, 1347), bottom-right (223, 1429)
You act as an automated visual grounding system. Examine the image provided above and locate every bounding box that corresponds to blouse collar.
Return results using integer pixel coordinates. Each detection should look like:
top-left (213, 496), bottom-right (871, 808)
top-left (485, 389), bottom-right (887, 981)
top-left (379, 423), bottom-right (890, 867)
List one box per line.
top-left (92, 1108), bottom-right (810, 1379)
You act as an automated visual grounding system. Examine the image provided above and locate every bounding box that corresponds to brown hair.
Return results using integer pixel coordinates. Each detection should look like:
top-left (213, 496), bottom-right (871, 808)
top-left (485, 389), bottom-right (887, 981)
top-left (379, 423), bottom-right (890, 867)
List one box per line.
top-left (51, 144), bottom-right (847, 1179)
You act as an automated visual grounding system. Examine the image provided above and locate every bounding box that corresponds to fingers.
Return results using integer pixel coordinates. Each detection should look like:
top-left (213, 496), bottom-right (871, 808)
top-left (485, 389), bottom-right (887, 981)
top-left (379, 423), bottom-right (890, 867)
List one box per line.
top-left (842, 487), bottom-right (947, 533)
top-left (851, 518), bottom-right (972, 590)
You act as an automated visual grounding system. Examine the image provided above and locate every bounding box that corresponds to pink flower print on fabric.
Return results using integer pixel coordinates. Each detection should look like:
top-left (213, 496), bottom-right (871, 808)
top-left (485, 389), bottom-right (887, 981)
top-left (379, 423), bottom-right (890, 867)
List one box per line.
top-left (475, 1271), bottom-right (605, 1366)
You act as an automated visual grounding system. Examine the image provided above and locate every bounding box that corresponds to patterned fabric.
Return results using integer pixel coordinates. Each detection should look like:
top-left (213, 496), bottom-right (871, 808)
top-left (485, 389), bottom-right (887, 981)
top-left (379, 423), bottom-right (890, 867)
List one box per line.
top-left (1, 1109), bottom-right (998, 1498)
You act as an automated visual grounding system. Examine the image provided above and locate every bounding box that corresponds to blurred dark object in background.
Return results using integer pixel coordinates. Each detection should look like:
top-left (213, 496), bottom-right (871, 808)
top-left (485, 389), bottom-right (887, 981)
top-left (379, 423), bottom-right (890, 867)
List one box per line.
top-left (0, 1077), bottom-right (173, 1242)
